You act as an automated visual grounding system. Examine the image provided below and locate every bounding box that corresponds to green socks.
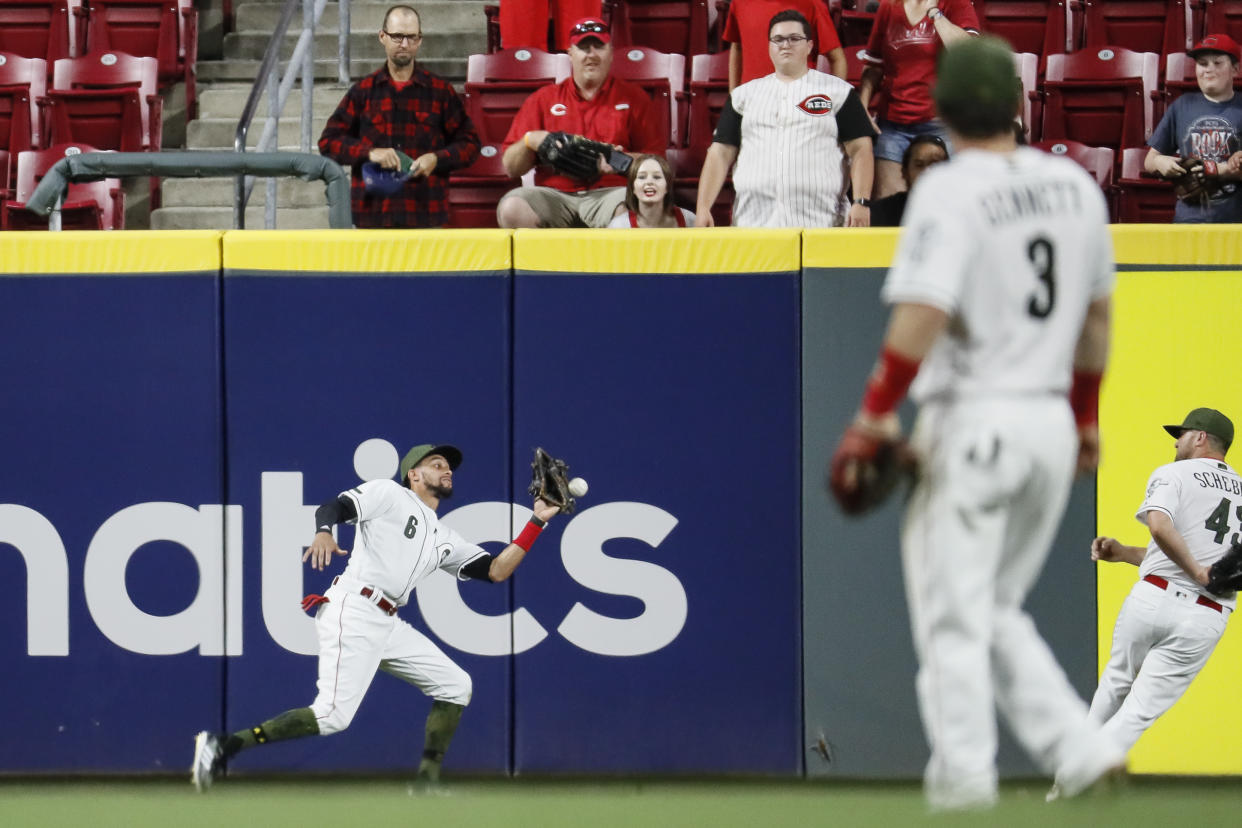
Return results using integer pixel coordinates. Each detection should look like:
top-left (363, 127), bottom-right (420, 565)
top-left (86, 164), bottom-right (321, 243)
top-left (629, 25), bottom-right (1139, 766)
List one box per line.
top-left (415, 700), bottom-right (465, 781)
top-left (221, 707), bottom-right (320, 759)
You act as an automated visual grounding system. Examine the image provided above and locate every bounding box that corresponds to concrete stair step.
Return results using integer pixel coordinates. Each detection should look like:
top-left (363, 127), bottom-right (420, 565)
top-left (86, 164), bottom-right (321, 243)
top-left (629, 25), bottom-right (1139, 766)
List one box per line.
top-left (234, 1), bottom-right (489, 33)
top-left (150, 205), bottom-right (332, 230)
top-left (222, 30), bottom-right (485, 62)
top-left (161, 175), bottom-right (338, 208)
top-left (187, 116), bottom-right (338, 149)
top-left (195, 56), bottom-right (467, 84)
top-left (196, 83), bottom-right (353, 120)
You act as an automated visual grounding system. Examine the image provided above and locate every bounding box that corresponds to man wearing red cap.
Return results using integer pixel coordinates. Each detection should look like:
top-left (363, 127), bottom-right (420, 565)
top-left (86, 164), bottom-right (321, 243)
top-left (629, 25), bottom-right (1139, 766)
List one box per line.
top-left (497, 17), bottom-right (665, 228)
top-left (1146, 34), bottom-right (1242, 222)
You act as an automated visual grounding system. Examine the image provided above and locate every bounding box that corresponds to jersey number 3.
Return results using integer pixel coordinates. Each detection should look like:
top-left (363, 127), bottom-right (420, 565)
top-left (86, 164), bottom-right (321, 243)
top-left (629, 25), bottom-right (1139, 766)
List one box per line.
top-left (1026, 236), bottom-right (1056, 319)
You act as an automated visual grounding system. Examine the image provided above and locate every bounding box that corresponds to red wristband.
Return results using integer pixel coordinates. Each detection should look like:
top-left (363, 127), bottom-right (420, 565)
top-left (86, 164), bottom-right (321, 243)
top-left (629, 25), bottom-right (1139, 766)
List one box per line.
top-left (1070, 370), bottom-right (1102, 427)
top-left (513, 518), bottom-right (544, 552)
top-left (861, 346), bottom-right (921, 417)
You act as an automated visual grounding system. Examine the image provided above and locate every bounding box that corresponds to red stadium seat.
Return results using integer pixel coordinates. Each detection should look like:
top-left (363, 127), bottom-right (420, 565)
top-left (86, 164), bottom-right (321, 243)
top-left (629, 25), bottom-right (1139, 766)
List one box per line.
top-left (1202, 0), bottom-right (1242, 44)
top-left (41, 51), bottom-right (163, 152)
top-left (0, 149), bottom-right (9, 199)
top-left (1081, 0), bottom-right (1193, 57)
top-left (0, 86), bottom-right (35, 182)
top-left (463, 48), bottom-right (571, 145)
top-left (0, 52), bottom-right (47, 146)
top-left (836, 3), bottom-right (876, 49)
top-left (83, 0), bottom-right (199, 118)
top-left (1113, 145), bottom-right (1174, 222)
top-left (0, 0), bottom-right (75, 65)
top-left (1015, 51), bottom-right (1040, 142)
top-left (610, 0), bottom-right (709, 57)
top-left (1031, 138), bottom-right (1115, 216)
top-left (2, 142), bottom-right (124, 229)
top-left (686, 51), bottom-right (728, 151)
top-left (609, 45), bottom-right (685, 147)
top-left (1041, 47), bottom-right (1159, 166)
top-left (446, 145), bottom-right (514, 228)
top-left (973, 0), bottom-right (1079, 65)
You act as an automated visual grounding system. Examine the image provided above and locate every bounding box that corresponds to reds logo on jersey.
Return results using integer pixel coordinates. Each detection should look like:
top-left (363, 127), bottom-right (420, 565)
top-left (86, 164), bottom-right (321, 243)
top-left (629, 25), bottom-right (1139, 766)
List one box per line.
top-left (550, 103), bottom-right (568, 116)
top-left (797, 94), bottom-right (834, 116)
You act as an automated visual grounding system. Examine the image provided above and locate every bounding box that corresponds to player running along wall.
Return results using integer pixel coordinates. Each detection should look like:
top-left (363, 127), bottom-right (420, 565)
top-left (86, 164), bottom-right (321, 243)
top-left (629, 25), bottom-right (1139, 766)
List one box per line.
top-left (0, 231), bottom-right (225, 771)
top-left (800, 229), bottom-right (1101, 780)
top-left (510, 229), bottom-right (803, 774)
top-left (1098, 226), bottom-right (1242, 775)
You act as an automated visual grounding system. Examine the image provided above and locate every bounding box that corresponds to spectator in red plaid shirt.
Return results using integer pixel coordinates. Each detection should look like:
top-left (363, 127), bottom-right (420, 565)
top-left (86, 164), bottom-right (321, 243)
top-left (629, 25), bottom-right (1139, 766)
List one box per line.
top-left (319, 5), bottom-right (480, 227)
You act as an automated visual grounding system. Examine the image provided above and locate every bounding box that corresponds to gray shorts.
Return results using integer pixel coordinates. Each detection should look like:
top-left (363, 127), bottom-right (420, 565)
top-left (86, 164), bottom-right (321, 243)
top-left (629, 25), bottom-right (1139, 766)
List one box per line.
top-left (499, 186), bottom-right (626, 228)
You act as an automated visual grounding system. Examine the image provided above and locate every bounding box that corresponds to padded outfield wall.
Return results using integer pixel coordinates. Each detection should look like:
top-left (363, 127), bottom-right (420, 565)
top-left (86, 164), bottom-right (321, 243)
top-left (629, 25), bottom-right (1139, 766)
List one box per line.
top-left (0, 227), bottom-right (1238, 777)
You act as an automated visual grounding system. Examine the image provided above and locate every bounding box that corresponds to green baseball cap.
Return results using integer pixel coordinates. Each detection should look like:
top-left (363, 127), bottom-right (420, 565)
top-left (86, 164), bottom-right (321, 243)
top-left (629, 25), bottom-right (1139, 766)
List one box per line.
top-left (398, 443), bottom-right (463, 485)
top-left (933, 35), bottom-right (1022, 138)
top-left (1163, 408), bottom-right (1234, 450)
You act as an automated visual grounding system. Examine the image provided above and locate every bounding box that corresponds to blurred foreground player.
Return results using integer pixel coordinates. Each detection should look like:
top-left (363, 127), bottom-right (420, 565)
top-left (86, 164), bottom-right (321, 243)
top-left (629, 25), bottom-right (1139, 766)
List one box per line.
top-left (828, 36), bottom-right (1123, 810)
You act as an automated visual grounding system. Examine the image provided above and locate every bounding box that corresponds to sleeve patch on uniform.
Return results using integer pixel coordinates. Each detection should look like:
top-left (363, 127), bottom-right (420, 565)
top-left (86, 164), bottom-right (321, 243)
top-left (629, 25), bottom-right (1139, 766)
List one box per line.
top-left (1146, 477), bottom-right (1170, 498)
top-left (797, 95), bottom-right (833, 115)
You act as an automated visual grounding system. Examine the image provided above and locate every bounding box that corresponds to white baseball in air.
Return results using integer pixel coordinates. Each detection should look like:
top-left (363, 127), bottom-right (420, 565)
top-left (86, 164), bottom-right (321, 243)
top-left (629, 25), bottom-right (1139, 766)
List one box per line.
top-left (568, 477), bottom-right (588, 497)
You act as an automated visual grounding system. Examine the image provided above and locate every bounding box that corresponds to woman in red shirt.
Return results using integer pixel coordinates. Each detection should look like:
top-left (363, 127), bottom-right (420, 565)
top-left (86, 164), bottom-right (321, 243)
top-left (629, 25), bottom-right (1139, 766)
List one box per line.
top-left (859, 0), bottom-right (977, 198)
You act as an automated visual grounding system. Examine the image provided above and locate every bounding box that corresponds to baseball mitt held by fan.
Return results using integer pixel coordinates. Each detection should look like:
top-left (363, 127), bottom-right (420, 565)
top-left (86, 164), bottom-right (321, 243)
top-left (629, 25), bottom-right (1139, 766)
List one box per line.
top-left (1206, 540), bottom-right (1242, 596)
top-left (536, 131), bottom-right (625, 183)
top-left (827, 426), bottom-right (915, 516)
top-left (1166, 157), bottom-right (1223, 204)
top-left (528, 447), bottom-right (577, 514)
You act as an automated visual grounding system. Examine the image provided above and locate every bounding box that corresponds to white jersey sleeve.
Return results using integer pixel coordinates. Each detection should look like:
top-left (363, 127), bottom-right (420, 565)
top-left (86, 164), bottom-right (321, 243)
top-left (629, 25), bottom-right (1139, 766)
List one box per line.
top-left (436, 525), bottom-right (489, 581)
top-left (340, 478), bottom-right (401, 523)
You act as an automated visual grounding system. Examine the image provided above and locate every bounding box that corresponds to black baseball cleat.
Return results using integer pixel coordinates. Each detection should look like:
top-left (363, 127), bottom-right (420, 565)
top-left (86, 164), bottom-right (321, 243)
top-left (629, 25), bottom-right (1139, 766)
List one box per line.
top-left (191, 731), bottom-right (223, 792)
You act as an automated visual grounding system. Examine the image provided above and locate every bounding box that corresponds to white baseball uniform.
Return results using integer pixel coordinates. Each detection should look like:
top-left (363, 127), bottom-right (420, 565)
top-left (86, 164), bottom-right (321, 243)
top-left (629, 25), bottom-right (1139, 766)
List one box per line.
top-left (309, 478), bottom-right (488, 734)
top-left (1088, 457), bottom-right (1238, 751)
top-left (716, 69), bottom-right (873, 227)
top-left (885, 146), bottom-right (1117, 809)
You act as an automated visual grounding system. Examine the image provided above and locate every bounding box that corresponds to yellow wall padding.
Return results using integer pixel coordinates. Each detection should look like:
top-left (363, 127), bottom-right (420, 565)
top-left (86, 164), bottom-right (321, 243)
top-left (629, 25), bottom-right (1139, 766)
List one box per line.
top-left (1112, 224), bottom-right (1242, 266)
top-left (802, 228), bottom-right (900, 269)
top-left (513, 228), bottom-right (801, 274)
top-left (222, 229), bottom-right (513, 273)
top-left (0, 231), bottom-right (222, 275)
top-left (1099, 265), bottom-right (1242, 774)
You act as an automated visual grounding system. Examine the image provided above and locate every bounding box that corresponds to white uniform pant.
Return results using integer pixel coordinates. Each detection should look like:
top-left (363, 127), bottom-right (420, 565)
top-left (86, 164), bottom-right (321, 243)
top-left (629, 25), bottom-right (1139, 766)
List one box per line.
top-left (309, 579), bottom-right (472, 735)
top-left (1088, 577), bottom-right (1229, 752)
top-left (902, 397), bottom-right (1109, 809)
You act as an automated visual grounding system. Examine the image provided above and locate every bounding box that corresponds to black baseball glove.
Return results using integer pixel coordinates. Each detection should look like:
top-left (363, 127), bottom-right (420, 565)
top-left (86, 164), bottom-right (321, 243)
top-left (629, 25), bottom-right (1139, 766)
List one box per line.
top-left (1165, 157), bottom-right (1224, 205)
top-left (1206, 540), bottom-right (1242, 596)
top-left (528, 447), bottom-right (577, 514)
top-left (536, 131), bottom-right (620, 183)
top-left (827, 426), bottom-right (915, 516)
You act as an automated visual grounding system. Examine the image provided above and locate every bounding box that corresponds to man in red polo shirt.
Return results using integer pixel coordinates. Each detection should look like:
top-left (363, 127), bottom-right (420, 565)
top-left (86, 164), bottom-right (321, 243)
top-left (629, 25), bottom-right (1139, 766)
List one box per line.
top-left (497, 17), bottom-right (665, 228)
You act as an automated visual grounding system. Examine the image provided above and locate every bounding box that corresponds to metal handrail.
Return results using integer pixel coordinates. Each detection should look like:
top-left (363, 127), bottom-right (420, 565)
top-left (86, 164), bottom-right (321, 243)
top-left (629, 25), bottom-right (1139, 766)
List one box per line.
top-left (233, 0), bottom-right (351, 228)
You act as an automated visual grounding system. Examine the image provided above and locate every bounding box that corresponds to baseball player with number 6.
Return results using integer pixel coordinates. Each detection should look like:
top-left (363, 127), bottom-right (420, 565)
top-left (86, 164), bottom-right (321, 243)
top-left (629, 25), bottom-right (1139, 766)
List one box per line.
top-left (829, 36), bottom-right (1122, 810)
top-left (191, 443), bottom-right (562, 791)
top-left (1072, 409), bottom-right (1237, 794)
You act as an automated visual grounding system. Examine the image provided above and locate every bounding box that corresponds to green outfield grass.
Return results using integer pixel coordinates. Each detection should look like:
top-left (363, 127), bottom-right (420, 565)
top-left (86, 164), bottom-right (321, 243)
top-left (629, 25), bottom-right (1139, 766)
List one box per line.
top-left (3, 777), bottom-right (1240, 828)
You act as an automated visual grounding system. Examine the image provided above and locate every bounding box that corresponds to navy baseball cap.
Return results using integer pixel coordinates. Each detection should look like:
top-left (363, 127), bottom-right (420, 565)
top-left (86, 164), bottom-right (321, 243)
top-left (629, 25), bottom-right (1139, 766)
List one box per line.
top-left (361, 150), bottom-right (416, 196)
top-left (1163, 408), bottom-right (1234, 450)
top-left (399, 443), bottom-right (463, 485)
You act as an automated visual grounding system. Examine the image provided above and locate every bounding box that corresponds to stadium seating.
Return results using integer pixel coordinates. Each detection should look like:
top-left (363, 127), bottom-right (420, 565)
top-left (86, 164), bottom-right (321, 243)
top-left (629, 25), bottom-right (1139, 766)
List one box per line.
top-left (0, 0), bottom-right (75, 65)
top-left (0, 86), bottom-right (35, 181)
top-left (666, 142), bottom-right (731, 224)
top-left (2, 141), bottom-right (124, 229)
top-left (835, 2), bottom-right (876, 48)
top-left (464, 47), bottom-right (571, 145)
top-left (1202, 0), bottom-right (1242, 44)
top-left (686, 50), bottom-right (728, 151)
top-left (1015, 51), bottom-right (1039, 142)
top-left (1081, 0), bottom-right (1193, 57)
top-left (1041, 47), bottom-right (1159, 166)
top-left (0, 149), bottom-right (8, 198)
top-left (41, 52), bottom-right (162, 152)
top-left (0, 52), bottom-right (47, 146)
top-left (973, 0), bottom-right (1078, 65)
top-left (610, 0), bottom-right (710, 58)
top-left (82, 0), bottom-right (198, 117)
top-left (446, 145), bottom-right (513, 228)
top-left (1113, 145), bottom-right (1175, 222)
top-left (1031, 138), bottom-right (1115, 215)
top-left (608, 45), bottom-right (685, 146)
